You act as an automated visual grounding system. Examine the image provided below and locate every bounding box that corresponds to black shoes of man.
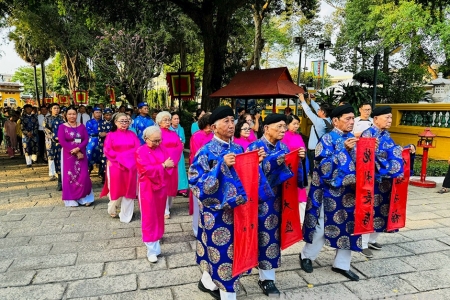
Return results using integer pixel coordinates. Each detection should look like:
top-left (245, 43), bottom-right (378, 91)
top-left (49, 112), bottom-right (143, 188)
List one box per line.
top-left (259, 280), bottom-right (280, 297)
top-left (299, 254), bottom-right (359, 281)
top-left (198, 280), bottom-right (220, 300)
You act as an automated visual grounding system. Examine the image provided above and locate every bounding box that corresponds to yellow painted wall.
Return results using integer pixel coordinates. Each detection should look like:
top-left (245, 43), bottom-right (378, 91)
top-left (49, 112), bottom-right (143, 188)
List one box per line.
top-left (0, 91), bottom-right (23, 106)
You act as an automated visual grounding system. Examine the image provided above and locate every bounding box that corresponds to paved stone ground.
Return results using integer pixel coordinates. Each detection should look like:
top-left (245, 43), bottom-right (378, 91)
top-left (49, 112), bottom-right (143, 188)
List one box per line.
top-left (1, 151), bottom-right (450, 300)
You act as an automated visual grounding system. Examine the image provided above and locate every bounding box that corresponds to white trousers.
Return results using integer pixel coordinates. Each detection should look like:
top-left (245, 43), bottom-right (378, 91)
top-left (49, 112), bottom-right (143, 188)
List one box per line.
top-left (165, 196), bottom-right (174, 216)
top-left (108, 197), bottom-right (135, 223)
top-left (299, 202), bottom-right (306, 225)
top-left (48, 160), bottom-right (56, 176)
top-left (259, 269), bottom-right (275, 281)
top-left (64, 190), bottom-right (95, 207)
top-left (25, 154), bottom-right (32, 166)
top-left (362, 232), bottom-right (381, 249)
top-left (145, 241), bottom-right (161, 257)
top-left (301, 203), bottom-right (352, 270)
top-left (201, 271), bottom-right (236, 300)
top-left (192, 195), bottom-right (200, 237)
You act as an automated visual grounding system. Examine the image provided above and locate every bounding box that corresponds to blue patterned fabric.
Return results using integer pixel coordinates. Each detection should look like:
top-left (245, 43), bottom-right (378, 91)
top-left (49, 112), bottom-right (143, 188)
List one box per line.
top-left (188, 137), bottom-right (247, 293)
top-left (86, 118), bottom-right (103, 167)
top-left (99, 120), bottom-right (112, 176)
top-left (303, 128), bottom-right (362, 252)
top-left (21, 114), bottom-right (39, 156)
top-left (44, 115), bottom-right (64, 174)
top-left (248, 136), bottom-right (293, 270)
top-left (133, 115), bottom-right (155, 144)
top-left (361, 126), bottom-right (404, 232)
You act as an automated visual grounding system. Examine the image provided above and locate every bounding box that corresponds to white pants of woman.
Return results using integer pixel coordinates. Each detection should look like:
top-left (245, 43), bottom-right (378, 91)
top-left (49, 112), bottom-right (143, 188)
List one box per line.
top-left (192, 195), bottom-right (200, 237)
top-left (362, 232), bottom-right (381, 249)
top-left (48, 160), bottom-right (56, 177)
top-left (299, 202), bottom-right (306, 225)
top-left (108, 197), bottom-right (134, 223)
top-left (165, 196), bottom-right (174, 216)
top-left (145, 241), bottom-right (161, 256)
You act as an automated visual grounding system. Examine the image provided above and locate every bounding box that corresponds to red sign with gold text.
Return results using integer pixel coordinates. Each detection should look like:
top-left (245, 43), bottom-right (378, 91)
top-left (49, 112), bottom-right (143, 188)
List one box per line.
top-left (281, 149), bottom-right (303, 250)
top-left (233, 150), bottom-right (259, 277)
top-left (387, 149), bottom-right (410, 231)
top-left (354, 138), bottom-right (376, 235)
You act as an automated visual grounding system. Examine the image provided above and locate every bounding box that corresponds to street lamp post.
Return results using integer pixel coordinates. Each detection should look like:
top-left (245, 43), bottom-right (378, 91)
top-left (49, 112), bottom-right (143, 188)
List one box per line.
top-left (294, 37), bottom-right (306, 115)
top-left (372, 54), bottom-right (381, 109)
top-left (318, 41), bottom-right (332, 91)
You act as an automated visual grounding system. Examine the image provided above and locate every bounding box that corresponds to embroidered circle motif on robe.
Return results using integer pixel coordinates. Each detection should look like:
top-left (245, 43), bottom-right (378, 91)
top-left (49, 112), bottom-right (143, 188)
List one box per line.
top-left (233, 279), bottom-right (241, 292)
top-left (222, 209), bottom-right (234, 225)
top-left (273, 198), bottom-right (281, 212)
top-left (305, 213), bottom-right (317, 229)
top-left (393, 146), bottom-right (402, 158)
top-left (337, 236), bottom-right (351, 250)
top-left (200, 260), bottom-right (210, 273)
top-left (259, 231), bottom-right (270, 247)
top-left (212, 227), bottom-right (231, 246)
top-left (342, 193), bottom-right (355, 208)
top-left (324, 225), bottom-right (340, 239)
top-left (356, 235), bottom-right (362, 249)
top-left (207, 246), bottom-right (221, 264)
top-left (227, 244), bottom-right (234, 260)
top-left (220, 163), bottom-right (233, 178)
top-left (306, 199), bottom-right (313, 211)
top-left (266, 243), bottom-right (280, 259)
top-left (198, 154), bottom-right (209, 170)
top-left (259, 202), bottom-right (269, 217)
top-left (380, 204), bottom-right (390, 217)
top-left (324, 198), bottom-right (337, 212)
top-left (324, 238), bottom-right (331, 246)
top-left (213, 279), bottom-right (226, 290)
top-left (374, 217), bottom-right (385, 230)
top-left (274, 228), bottom-right (280, 241)
top-left (264, 214), bottom-right (279, 230)
top-left (204, 176), bottom-right (219, 195)
top-left (276, 154), bottom-right (285, 166)
top-left (315, 142), bottom-right (323, 157)
top-left (379, 180), bottom-right (391, 193)
top-left (374, 194), bottom-right (383, 207)
top-left (311, 171), bottom-right (321, 187)
top-left (342, 174), bottom-right (356, 186)
top-left (202, 231), bottom-right (208, 245)
top-left (321, 161), bottom-right (332, 176)
top-left (322, 134), bottom-right (332, 146)
top-left (189, 168), bottom-right (199, 179)
top-left (223, 182), bottom-right (237, 200)
top-left (197, 243), bottom-right (205, 257)
top-left (203, 212), bottom-right (215, 230)
top-left (346, 221), bottom-right (355, 234)
top-left (349, 161), bottom-right (356, 172)
top-left (259, 260), bottom-right (272, 270)
top-left (217, 263), bottom-right (233, 281)
top-left (333, 209), bottom-right (348, 224)
top-left (203, 198), bottom-right (221, 210)
top-left (313, 189), bottom-right (323, 202)
top-left (338, 152), bottom-right (348, 166)
top-left (389, 160), bottom-right (402, 175)
top-left (329, 186), bottom-right (345, 197)
top-left (263, 160), bottom-right (271, 174)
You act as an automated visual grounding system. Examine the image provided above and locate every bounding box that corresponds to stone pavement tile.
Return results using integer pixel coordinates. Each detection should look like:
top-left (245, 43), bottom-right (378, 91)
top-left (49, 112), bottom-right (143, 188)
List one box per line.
top-left (0, 237), bottom-right (30, 248)
top-left (0, 283), bottom-right (66, 300)
top-left (62, 223), bottom-right (109, 234)
top-left (101, 289), bottom-right (173, 300)
top-left (104, 258), bottom-right (167, 276)
top-left (397, 240), bottom-right (450, 254)
top-left (279, 254), bottom-right (320, 272)
top-left (136, 242), bottom-right (192, 258)
top-left (433, 210), bottom-right (450, 218)
top-left (433, 218), bottom-right (450, 227)
top-left (0, 270), bottom-right (35, 287)
top-left (344, 276), bottom-right (418, 299)
top-left (399, 269), bottom-right (450, 291)
top-left (246, 271), bottom-right (307, 296)
top-left (0, 214), bottom-right (25, 222)
top-left (0, 259), bottom-right (13, 272)
top-left (404, 220), bottom-right (445, 230)
top-left (406, 212), bottom-right (442, 221)
top-left (161, 232), bottom-right (197, 244)
top-left (8, 206), bottom-right (54, 214)
top-left (22, 210), bottom-right (71, 220)
top-left (52, 205), bottom-right (95, 212)
top-left (165, 215), bottom-right (193, 224)
top-left (42, 216), bottom-right (91, 227)
top-left (34, 263), bottom-right (104, 284)
top-left (108, 237), bottom-right (144, 249)
top-left (352, 257), bottom-right (416, 277)
top-left (399, 252), bottom-right (450, 271)
top-left (280, 241), bottom-right (305, 256)
top-left (165, 223), bottom-right (183, 233)
top-left (0, 218), bottom-right (43, 229)
top-left (297, 266), bottom-right (365, 285)
top-left (171, 283), bottom-right (216, 300)
top-left (399, 228), bottom-right (449, 241)
top-left (315, 250), bottom-right (367, 267)
top-left (376, 232), bottom-right (413, 245)
top-left (66, 274), bottom-right (137, 298)
top-left (436, 227), bottom-right (450, 236)
top-left (395, 288), bottom-right (450, 300)
top-left (437, 236), bottom-right (450, 246)
top-left (167, 252), bottom-right (197, 269)
top-left (0, 230), bottom-right (8, 238)
top-left (364, 244), bottom-right (414, 260)
top-left (50, 240), bottom-right (109, 255)
top-left (8, 225), bottom-right (62, 237)
top-left (180, 223), bottom-right (192, 232)
top-left (30, 232), bottom-right (83, 245)
top-left (77, 248), bottom-right (135, 264)
top-left (138, 266), bottom-right (201, 289)
top-left (9, 253), bottom-right (77, 271)
top-left (285, 283), bottom-right (359, 300)
top-left (0, 244), bottom-right (52, 258)
top-left (83, 228), bottom-right (135, 241)
top-left (407, 204), bottom-right (439, 212)
top-left (107, 219), bottom-right (142, 229)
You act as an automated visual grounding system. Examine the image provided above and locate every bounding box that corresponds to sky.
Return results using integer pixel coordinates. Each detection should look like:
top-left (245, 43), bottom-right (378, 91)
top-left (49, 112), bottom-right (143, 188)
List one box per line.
top-left (0, 2), bottom-right (351, 77)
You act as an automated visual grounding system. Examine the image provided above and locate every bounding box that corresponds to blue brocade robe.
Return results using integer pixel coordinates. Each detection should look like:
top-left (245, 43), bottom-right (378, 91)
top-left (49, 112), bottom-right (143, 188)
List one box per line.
top-left (361, 126), bottom-right (404, 232)
top-left (188, 137), bottom-right (247, 293)
top-left (248, 136), bottom-right (294, 270)
top-left (86, 118), bottom-right (104, 167)
top-left (44, 115), bottom-right (64, 174)
top-left (133, 115), bottom-right (155, 145)
top-left (99, 120), bottom-right (112, 176)
top-left (303, 128), bottom-right (362, 252)
top-left (21, 114), bottom-right (39, 155)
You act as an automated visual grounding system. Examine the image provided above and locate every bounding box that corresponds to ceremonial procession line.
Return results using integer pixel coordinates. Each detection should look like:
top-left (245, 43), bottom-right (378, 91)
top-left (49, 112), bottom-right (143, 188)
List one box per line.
top-left (0, 152), bottom-right (450, 299)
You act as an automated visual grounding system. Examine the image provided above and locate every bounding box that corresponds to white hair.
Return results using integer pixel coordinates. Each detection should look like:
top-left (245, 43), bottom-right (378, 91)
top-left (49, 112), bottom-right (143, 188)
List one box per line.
top-left (143, 126), bottom-right (161, 140)
top-left (155, 111), bottom-right (171, 125)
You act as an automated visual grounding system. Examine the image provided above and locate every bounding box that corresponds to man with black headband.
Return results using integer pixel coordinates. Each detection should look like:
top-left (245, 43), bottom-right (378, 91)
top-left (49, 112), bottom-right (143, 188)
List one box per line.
top-left (21, 104), bottom-right (39, 167)
top-left (300, 104), bottom-right (362, 281)
top-left (247, 113), bottom-right (306, 297)
top-left (359, 106), bottom-right (404, 257)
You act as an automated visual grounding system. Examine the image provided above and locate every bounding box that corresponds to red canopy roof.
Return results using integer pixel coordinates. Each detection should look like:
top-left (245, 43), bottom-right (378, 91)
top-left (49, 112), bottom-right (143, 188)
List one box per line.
top-left (209, 67), bottom-right (304, 99)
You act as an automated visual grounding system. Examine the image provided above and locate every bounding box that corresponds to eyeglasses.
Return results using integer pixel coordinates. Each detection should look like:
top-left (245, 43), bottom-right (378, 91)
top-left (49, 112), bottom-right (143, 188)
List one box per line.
top-left (149, 139), bottom-right (161, 144)
top-left (269, 124), bottom-right (287, 131)
top-left (117, 120), bottom-right (129, 124)
top-left (241, 127), bottom-right (251, 131)
top-left (161, 118), bottom-right (171, 122)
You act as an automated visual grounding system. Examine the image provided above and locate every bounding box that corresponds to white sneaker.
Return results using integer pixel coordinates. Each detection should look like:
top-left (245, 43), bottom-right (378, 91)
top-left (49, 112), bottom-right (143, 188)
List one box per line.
top-left (148, 255), bottom-right (158, 263)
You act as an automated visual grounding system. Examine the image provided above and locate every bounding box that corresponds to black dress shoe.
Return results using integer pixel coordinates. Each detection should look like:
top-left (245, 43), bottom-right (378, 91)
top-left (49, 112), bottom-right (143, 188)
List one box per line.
top-left (331, 267), bottom-right (359, 281)
top-left (258, 280), bottom-right (280, 297)
top-left (56, 183), bottom-right (62, 191)
top-left (198, 280), bottom-right (220, 300)
top-left (299, 254), bottom-right (313, 273)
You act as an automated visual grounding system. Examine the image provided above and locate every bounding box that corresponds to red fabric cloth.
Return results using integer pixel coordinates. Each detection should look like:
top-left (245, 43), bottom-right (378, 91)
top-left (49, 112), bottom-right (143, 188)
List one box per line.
top-left (282, 130), bottom-right (307, 203)
top-left (161, 128), bottom-right (184, 197)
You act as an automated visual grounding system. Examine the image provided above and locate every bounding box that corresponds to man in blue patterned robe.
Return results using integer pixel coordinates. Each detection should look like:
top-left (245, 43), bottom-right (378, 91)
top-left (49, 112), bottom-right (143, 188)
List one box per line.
top-left (44, 103), bottom-right (65, 190)
top-left (300, 104), bottom-right (361, 281)
top-left (133, 102), bottom-right (155, 144)
top-left (99, 108), bottom-right (113, 183)
top-left (21, 104), bottom-right (39, 167)
top-left (360, 106), bottom-right (404, 257)
top-left (86, 107), bottom-right (104, 172)
top-left (248, 113), bottom-right (305, 296)
top-left (189, 106), bottom-right (249, 300)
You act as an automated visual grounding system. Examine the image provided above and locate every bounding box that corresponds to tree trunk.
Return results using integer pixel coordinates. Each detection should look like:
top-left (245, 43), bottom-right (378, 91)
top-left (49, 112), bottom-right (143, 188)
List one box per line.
top-left (41, 62), bottom-right (46, 107)
top-left (33, 65), bottom-right (41, 108)
top-left (180, 43), bottom-right (187, 72)
top-left (63, 51), bottom-right (81, 93)
top-left (252, 8), bottom-right (262, 70)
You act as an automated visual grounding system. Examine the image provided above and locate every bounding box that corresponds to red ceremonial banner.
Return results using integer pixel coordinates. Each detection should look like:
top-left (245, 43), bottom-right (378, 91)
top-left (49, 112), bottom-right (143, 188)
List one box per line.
top-left (233, 150), bottom-right (259, 277)
top-left (57, 95), bottom-right (70, 105)
top-left (166, 72), bottom-right (196, 100)
top-left (354, 138), bottom-right (376, 235)
top-left (281, 149), bottom-right (303, 250)
top-left (387, 148), bottom-right (410, 231)
top-left (72, 91), bottom-right (89, 105)
top-left (44, 97), bottom-right (54, 104)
